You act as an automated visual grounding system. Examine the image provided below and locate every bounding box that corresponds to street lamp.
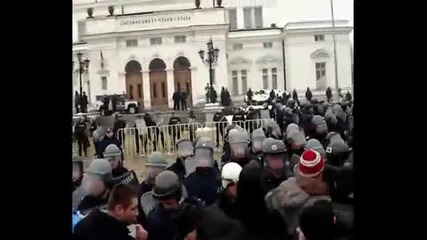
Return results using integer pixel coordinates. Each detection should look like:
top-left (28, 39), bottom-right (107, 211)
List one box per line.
top-left (199, 39), bottom-right (220, 103)
top-left (73, 52), bottom-right (90, 105)
top-left (330, 0), bottom-right (340, 101)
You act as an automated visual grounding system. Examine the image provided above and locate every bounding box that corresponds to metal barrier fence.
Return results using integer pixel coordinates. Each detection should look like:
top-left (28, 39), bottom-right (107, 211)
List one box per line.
top-left (117, 119), bottom-right (270, 159)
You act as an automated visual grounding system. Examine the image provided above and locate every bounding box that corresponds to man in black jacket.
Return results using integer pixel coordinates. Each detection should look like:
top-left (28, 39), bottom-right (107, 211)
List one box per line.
top-left (173, 91), bottom-right (180, 110)
top-left (74, 184), bottom-right (148, 240)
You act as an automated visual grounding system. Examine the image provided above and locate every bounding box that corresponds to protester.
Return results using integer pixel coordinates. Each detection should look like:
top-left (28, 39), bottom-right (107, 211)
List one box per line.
top-left (74, 184), bottom-right (148, 240)
top-left (196, 162), bottom-right (245, 240)
top-left (73, 154), bottom-right (84, 192)
top-left (98, 128), bottom-right (122, 158)
top-left (296, 200), bottom-right (336, 240)
top-left (77, 159), bottom-right (115, 215)
top-left (265, 149), bottom-right (330, 237)
top-left (235, 160), bottom-right (288, 239)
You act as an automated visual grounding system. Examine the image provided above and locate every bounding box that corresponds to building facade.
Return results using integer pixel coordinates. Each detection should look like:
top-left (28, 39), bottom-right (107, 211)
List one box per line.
top-left (72, 0), bottom-right (353, 109)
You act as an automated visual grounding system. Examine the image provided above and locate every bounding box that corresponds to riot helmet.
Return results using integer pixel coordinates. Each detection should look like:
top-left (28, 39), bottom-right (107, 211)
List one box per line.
top-left (145, 151), bottom-right (168, 185)
top-left (103, 144), bottom-right (122, 170)
top-left (228, 130), bottom-right (250, 161)
top-left (312, 115), bottom-right (328, 134)
top-left (152, 170), bottom-right (183, 203)
top-left (263, 119), bottom-right (282, 139)
top-left (326, 132), bottom-right (351, 166)
top-left (262, 138), bottom-right (286, 171)
top-left (176, 138), bottom-right (194, 159)
top-left (194, 141), bottom-right (215, 168)
top-left (251, 128), bottom-right (266, 154)
top-left (221, 162), bottom-right (242, 199)
top-left (82, 159), bottom-right (113, 196)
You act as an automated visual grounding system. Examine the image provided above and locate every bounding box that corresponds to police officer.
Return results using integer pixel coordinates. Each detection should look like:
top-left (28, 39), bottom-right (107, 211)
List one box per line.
top-left (168, 112), bottom-right (182, 147)
top-left (113, 112), bottom-right (127, 144)
top-left (232, 107), bottom-right (245, 129)
top-left (308, 115), bottom-right (329, 148)
top-left (263, 119), bottom-right (283, 139)
top-left (137, 151), bottom-right (168, 227)
top-left (260, 138), bottom-right (289, 195)
top-left (285, 123), bottom-right (307, 157)
top-left (194, 137), bottom-right (219, 170)
top-left (228, 129), bottom-right (251, 167)
top-left (168, 138), bottom-right (193, 180)
top-left (245, 106), bottom-right (259, 134)
top-left (146, 171), bottom-right (204, 240)
top-left (221, 124), bottom-right (243, 165)
top-left (249, 128), bottom-right (266, 163)
top-left (213, 109), bottom-right (226, 148)
top-left (184, 141), bottom-right (222, 206)
top-left (74, 117), bottom-right (89, 157)
top-left (77, 159), bottom-right (114, 215)
top-left (103, 144), bottom-right (128, 177)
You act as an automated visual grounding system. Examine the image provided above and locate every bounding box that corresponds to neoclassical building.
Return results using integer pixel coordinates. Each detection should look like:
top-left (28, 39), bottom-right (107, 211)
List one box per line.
top-left (73, 0), bottom-right (353, 110)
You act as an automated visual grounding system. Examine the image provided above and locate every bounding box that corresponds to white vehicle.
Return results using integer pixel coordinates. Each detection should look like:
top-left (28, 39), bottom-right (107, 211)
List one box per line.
top-left (244, 89), bottom-right (288, 106)
top-left (95, 94), bottom-right (140, 114)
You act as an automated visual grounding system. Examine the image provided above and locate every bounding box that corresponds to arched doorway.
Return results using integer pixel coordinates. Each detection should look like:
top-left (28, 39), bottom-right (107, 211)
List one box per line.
top-left (125, 60), bottom-right (143, 110)
top-left (149, 58), bottom-right (168, 108)
top-left (173, 56), bottom-right (192, 107)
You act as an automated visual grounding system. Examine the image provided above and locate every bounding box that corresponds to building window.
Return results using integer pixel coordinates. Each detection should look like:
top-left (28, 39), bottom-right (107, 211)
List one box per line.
top-left (254, 7), bottom-right (263, 28)
top-left (152, 83), bottom-right (157, 98)
top-left (315, 35), bottom-right (325, 42)
top-left (263, 42), bottom-right (273, 48)
top-left (78, 20), bottom-right (86, 40)
top-left (233, 43), bottom-right (243, 50)
top-left (241, 70), bottom-right (247, 94)
top-left (129, 85), bottom-right (134, 99)
top-left (232, 71), bottom-right (238, 95)
top-left (174, 36), bottom-right (186, 43)
top-left (243, 7), bottom-right (263, 29)
top-left (101, 76), bottom-right (108, 90)
top-left (126, 39), bottom-right (138, 47)
top-left (228, 9), bottom-right (237, 29)
top-left (272, 68), bottom-right (277, 89)
top-left (150, 37), bottom-right (162, 45)
top-left (262, 69), bottom-right (268, 89)
top-left (315, 62), bottom-right (326, 81)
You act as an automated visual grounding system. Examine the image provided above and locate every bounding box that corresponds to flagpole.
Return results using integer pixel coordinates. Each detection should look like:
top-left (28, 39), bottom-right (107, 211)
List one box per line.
top-left (330, 0), bottom-right (340, 101)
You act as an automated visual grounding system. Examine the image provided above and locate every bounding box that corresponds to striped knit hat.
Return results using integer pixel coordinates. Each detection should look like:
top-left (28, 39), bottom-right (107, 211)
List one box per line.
top-left (298, 149), bottom-right (325, 178)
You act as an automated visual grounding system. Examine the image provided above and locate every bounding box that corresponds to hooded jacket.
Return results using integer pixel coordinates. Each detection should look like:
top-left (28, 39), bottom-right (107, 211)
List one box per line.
top-left (265, 174), bottom-right (330, 235)
top-left (235, 160), bottom-right (288, 239)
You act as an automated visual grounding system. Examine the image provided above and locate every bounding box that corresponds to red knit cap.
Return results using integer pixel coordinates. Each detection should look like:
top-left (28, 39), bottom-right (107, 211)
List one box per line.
top-left (298, 149), bottom-right (325, 178)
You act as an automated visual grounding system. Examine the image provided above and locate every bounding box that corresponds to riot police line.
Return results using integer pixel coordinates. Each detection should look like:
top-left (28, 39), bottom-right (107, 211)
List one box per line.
top-left (73, 100), bottom-right (354, 240)
top-left (117, 119), bottom-right (271, 158)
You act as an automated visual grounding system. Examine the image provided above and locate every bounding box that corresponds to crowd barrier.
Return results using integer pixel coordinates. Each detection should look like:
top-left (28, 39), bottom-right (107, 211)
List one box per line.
top-left (117, 119), bottom-right (271, 159)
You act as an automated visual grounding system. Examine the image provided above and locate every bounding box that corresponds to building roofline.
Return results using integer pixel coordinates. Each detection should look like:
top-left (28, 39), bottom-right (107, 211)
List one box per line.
top-left (229, 27), bottom-right (282, 33)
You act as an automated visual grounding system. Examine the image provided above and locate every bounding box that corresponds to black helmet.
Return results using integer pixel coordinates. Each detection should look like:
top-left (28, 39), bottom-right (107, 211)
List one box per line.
top-left (152, 170), bottom-right (182, 200)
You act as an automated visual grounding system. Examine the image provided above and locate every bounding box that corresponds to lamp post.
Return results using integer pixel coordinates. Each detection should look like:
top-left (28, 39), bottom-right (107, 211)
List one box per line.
top-left (198, 39), bottom-right (219, 103)
top-left (73, 52), bottom-right (90, 100)
top-left (330, 0), bottom-right (340, 101)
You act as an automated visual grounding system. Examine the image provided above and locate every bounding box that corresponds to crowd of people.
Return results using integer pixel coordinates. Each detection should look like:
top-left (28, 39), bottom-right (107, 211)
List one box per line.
top-left (72, 90), bottom-right (354, 240)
